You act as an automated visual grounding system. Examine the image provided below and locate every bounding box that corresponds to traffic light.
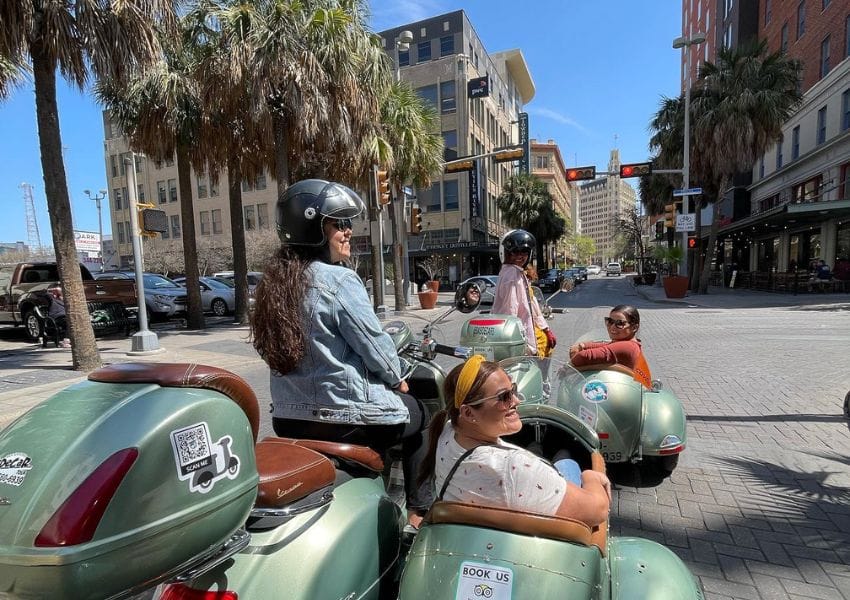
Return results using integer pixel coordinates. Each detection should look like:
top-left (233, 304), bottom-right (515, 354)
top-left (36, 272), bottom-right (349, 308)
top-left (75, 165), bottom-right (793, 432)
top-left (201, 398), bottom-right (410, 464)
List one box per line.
top-left (655, 219), bottom-right (664, 240)
top-left (492, 146), bottom-right (525, 163)
top-left (565, 166), bottom-right (596, 182)
top-left (687, 236), bottom-right (698, 249)
top-left (410, 205), bottom-right (422, 235)
top-left (137, 203), bottom-right (167, 237)
top-left (663, 203), bottom-right (677, 228)
top-left (444, 159), bottom-right (475, 173)
top-left (619, 161), bottom-right (653, 178)
top-left (376, 169), bottom-right (391, 205)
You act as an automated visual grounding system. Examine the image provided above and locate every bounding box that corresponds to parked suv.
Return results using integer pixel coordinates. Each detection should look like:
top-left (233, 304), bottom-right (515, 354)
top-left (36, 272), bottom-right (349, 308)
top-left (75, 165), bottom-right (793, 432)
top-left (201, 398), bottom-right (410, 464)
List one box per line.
top-left (605, 262), bottom-right (622, 276)
top-left (95, 271), bottom-right (187, 320)
top-left (534, 268), bottom-right (563, 293)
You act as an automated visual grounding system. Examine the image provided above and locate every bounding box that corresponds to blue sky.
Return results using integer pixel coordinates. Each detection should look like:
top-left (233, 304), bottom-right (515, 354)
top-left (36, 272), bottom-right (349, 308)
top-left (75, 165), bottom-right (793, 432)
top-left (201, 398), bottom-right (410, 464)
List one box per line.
top-left (0, 0), bottom-right (682, 246)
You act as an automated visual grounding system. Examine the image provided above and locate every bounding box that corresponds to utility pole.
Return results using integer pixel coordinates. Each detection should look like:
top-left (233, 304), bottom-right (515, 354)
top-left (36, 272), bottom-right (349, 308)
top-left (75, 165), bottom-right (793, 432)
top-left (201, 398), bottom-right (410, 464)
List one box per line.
top-left (84, 189), bottom-right (107, 271)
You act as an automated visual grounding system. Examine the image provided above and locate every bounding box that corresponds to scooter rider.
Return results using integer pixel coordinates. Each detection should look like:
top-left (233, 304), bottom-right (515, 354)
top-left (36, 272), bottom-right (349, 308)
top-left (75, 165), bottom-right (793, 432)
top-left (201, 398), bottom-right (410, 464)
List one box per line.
top-left (251, 179), bottom-right (432, 529)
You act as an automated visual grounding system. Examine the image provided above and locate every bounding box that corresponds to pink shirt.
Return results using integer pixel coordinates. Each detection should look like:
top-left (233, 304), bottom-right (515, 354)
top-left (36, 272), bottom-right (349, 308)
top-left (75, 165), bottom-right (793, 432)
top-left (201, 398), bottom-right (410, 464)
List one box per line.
top-left (491, 264), bottom-right (548, 354)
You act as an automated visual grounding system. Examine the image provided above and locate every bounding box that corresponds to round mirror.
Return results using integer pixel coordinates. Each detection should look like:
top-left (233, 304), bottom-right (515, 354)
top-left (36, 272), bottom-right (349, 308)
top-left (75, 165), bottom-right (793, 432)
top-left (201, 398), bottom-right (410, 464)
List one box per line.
top-left (454, 282), bottom-right (482, 313)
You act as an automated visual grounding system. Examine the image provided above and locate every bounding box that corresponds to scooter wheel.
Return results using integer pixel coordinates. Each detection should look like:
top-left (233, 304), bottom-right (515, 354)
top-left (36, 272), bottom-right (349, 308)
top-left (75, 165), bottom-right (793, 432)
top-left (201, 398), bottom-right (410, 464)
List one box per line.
top-left (844, 391), bottom-right (850, 419)
top-left (228, 457), bottom-right (240, 475)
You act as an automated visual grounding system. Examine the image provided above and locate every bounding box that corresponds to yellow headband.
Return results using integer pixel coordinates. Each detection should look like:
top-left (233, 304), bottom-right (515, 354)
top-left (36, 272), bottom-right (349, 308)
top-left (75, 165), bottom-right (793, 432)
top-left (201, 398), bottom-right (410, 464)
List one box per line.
top-left (454, 354), bottom-right (485, 409)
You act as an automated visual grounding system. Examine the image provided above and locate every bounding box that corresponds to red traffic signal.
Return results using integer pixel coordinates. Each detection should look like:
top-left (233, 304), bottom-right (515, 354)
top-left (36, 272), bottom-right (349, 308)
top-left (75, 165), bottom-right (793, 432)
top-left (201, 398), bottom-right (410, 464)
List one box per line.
top-left (619, 162), bottom-right (652, 178)
top-left (565, 166), bottom-right (596, 181)
top-left (687, 236), bottom-right (698, 249)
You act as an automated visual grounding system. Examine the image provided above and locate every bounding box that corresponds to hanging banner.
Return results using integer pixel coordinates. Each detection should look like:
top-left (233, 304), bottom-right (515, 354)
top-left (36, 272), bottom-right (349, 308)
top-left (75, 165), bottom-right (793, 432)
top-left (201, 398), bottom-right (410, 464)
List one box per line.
top-left (469, 160), bottom-right (481, 219)
top-left (467, 76), bottom-right (490, 99)
top-left (518, 112), bottom-right (530, 174)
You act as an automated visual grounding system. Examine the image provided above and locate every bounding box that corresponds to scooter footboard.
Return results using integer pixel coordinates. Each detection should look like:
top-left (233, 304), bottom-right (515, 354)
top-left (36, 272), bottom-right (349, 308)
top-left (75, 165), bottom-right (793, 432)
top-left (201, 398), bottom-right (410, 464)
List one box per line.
top-left (399, 523), bottom-right (606, 599)
top-left (608, 537), bottom-right (704, 599)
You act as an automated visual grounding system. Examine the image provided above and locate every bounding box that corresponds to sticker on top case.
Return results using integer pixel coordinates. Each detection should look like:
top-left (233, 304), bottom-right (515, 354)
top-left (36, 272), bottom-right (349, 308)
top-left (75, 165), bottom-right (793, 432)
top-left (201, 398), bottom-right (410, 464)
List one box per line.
top-left (581, 380), bottom-right (609, 403)
top-left (456, 561), bottom-right (512, 600)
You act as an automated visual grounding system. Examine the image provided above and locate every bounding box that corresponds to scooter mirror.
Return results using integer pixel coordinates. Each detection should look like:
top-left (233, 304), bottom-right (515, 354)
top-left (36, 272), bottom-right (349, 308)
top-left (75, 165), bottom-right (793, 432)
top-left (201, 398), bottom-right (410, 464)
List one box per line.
top-left (454, 282), bottom-right (481, 313)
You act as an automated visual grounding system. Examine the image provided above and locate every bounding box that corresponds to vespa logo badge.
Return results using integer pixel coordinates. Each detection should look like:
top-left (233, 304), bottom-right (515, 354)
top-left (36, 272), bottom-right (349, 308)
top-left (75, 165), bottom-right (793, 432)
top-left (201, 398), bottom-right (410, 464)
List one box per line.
top-left (0, 452), bottom-right (33, 487)
top-left (170, 422), bottom-right (241, 494)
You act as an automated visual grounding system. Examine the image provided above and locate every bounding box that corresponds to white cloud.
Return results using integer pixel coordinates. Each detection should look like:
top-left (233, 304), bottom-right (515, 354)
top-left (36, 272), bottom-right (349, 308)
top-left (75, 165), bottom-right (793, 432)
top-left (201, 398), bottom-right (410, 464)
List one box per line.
top-left (525, 107), bottom-right (591, 136)
top-left (368, 0), bottom-right (447, 32)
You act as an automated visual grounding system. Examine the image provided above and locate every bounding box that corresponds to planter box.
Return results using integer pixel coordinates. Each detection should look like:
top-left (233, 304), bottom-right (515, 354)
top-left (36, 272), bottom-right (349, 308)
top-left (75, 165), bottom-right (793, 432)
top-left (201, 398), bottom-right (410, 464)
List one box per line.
top-left (662, 275), bottom-right (688, 298)
top-left (418, 290), bottom-right (438, 309)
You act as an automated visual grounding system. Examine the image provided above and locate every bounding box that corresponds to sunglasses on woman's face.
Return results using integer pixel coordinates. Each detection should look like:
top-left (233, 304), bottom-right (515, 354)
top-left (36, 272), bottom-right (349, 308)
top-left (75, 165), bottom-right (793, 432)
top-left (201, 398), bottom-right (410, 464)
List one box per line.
top-left (604, 317), bottom-right (630, 329)
top-left (331, 218), bottom-right (353, 231)
top-left (466, 383), bottom-right (522, 407)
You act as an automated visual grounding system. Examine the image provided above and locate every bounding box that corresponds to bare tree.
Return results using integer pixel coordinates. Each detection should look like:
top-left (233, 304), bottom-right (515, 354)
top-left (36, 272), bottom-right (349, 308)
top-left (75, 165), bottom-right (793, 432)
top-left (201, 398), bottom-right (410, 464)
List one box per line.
top-left (245, 228), bottom-right (279, 271)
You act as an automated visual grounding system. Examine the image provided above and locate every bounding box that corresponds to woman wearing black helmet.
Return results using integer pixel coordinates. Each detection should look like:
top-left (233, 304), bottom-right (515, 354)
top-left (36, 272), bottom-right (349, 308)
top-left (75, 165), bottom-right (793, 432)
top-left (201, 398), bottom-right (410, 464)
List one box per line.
top-left (491, 229), bottom-right (556, 356)
top-left (251, 179), bottom-right (432, 529)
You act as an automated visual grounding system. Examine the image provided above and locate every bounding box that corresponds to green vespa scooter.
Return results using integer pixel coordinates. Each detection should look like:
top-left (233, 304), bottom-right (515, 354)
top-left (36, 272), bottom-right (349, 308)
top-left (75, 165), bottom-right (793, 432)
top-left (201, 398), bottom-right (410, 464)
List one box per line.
top-left (398, 361), bottom-right (703, 600)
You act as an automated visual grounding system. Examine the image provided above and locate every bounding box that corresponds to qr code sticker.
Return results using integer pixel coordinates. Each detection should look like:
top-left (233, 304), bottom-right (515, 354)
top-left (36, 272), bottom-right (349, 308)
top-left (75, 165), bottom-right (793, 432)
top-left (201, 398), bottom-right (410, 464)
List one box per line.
top-left (171, 423), bottom-right (212, 477)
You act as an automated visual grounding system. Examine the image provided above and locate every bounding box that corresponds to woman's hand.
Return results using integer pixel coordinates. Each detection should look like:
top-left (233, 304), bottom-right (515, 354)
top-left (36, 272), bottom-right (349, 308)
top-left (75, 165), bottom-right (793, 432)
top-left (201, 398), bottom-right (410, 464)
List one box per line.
top-left (568, 342), bottom-right (584, 359)
top-left (395, 380), bottom-right (409, 394)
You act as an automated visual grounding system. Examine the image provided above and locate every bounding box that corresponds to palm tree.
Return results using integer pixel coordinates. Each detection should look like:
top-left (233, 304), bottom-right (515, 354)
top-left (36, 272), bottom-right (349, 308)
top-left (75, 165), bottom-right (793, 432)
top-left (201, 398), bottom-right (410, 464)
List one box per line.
top-left (690, 40), bottom-right (801, 293)
top-left (496, 173), bottom-right (564, 269)
top-left (369, 80), bottom-right (444, 309)
top-left (0, 0), bottom-right (175, 370)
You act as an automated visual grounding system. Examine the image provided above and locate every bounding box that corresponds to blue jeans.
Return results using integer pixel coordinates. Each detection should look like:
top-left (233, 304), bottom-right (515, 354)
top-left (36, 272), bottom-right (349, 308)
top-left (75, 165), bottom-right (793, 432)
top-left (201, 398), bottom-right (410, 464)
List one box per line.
top-left (553, 458), bottom-right (582, 487)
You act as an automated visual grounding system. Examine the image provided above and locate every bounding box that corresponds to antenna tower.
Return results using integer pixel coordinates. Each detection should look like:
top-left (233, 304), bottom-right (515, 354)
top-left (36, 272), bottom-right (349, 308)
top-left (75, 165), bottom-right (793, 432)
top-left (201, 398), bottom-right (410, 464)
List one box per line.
top-left (20, 182), bottom-right (43, 255)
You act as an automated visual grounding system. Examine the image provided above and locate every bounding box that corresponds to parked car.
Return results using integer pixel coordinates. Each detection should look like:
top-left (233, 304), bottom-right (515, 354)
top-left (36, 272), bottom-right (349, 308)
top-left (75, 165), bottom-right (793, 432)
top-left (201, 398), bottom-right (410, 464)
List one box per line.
top-left (561, 268), bottom-right (583, 285)
top-left (534, 268), bottom-right (563, 293)
top-left (213, 271), bottom-right (263, 293)
top-left (586, 265), bottom-right (602, 275)
top-left (573, 266), bottom-right (589, 281)
top-left (173, 276), bottom-right (240, 316)
top-left (95, 271), bottom-right (187, 320)
top-left (605, 262), bottom-right (623, 276)
top-left (459, 275), bottom-right (499, 306)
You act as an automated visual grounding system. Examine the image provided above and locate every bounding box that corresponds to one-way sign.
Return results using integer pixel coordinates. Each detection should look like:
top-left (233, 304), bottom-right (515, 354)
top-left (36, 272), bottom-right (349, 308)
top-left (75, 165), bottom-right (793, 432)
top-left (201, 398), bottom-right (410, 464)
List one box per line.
top-left (673, 187), bottom-right (702, 197)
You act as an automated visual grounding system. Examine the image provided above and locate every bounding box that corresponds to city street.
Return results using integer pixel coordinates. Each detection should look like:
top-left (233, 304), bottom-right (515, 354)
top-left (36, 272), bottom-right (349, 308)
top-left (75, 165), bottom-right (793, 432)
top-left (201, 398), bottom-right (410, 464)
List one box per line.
top-left (1, 277), bottom-right (849, 599)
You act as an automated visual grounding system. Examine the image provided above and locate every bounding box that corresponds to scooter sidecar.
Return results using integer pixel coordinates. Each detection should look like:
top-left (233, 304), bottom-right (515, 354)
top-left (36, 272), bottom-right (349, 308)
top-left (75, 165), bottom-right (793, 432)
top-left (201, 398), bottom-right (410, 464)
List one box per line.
top-left (0, 363), bottom-right (259, 600)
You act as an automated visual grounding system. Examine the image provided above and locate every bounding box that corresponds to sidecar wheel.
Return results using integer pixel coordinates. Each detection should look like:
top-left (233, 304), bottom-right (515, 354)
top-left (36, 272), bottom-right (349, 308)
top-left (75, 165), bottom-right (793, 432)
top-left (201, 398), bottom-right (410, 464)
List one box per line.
top-left (844, 391), bottom-right (850, 419)
top-left (642, 454), bottom-right (679, 477)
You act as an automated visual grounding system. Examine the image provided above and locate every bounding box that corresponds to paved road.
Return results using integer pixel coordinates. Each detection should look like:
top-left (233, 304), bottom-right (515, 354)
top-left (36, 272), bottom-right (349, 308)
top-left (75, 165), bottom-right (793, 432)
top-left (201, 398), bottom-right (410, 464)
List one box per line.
top-left (2, 278), bottom-right (850, 599)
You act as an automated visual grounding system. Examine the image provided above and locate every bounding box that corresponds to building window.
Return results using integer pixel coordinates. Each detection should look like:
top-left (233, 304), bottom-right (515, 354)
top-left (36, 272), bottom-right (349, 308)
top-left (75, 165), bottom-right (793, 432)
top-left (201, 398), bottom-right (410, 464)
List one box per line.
top-left (210, 176), bottom-right (219, 197)
top-left (135, 155), bottom-right (144, 173)
top-left (846, 14), bottom-right (850, 57)
top-left (113, 188), bottom-right (122, 210)
top-left (535, 155), bottom-right (550, 169)
top-left (420, 184), bottom-right (440, 213)
top-left (117, 221), bottom-right (125, 244)
top-left (417, 40), bottom-right (431, 62)
top-left (416, 84), bottom-right (438, 110)
top-left (821, 36), bottom-right (830, 78)
top-left (776, 139), bottom-right (783, 169)
top-left (212, 209), bottom-right (223, 234)
top-left (440, 35), bottom-right (454, 57)
top-left (137, 184), bottom-right (145, 203)
top-left (398, 49), bottom-right (409, 67)
top-left (257, 203), bottom-right (269, 229)
top-left (168, 178), bottom-right (177, 202)
top-left (255, 172), bottom-right (267, 190)
top-left (781, 22), bottom-right (789, 53)
top-left (817, 106), bottom-right (827, 144)
top-left (792, 175), bottom-right (823, 203)
top-left (759, 156), bottom-right (765, 179)
top-left (842, 89), bottom-right (850, 130)
top-left (200, 211), bottom-right (210, 235)
top-left (442, 129), bottom-right (458, 161)
top-left (241, 178), bottom-right (253, 193)
top-left (157, 181), bottom-right (166, 204)
top-left (792, 125), bottom-right (800, 159)
top-left (110, 155), bottom-right (117, 177)
top-left (840, 161), bottom-right (850, 200)
top-left (440, 80), bottom-right (456, 113)
top-left (170, 214), bottom-right (181, 238)
top-left (797, 1), bottom-right (805, 39)
top-left (197, 174), bottom-right (207, 199)
top-left (244, 205), bottom-right (256, 231)
top-left (765, 0), bottom-right (771, 24)
top-left (165, 156), bottom-right (174, 167)
top-left (444, 179), bottom-right (459, 211)
top-left (161, 220), bottom-right (170, 239)
top-left (155, 159), bottom-right (162, 170)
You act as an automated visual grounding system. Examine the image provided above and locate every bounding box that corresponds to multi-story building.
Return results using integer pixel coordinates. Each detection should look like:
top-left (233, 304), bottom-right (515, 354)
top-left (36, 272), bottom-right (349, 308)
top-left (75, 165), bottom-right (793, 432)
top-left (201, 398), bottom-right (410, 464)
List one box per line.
top-left (378, 10), bottom-right (535, 285)
top-left (681, 0), bottom-right (850, 282)
top-left (530, 139), bottom-right (577, 265)
top-left (101, 114), bottom-right (275, 270)
top-left (578, 149), bottom-right (638, 266)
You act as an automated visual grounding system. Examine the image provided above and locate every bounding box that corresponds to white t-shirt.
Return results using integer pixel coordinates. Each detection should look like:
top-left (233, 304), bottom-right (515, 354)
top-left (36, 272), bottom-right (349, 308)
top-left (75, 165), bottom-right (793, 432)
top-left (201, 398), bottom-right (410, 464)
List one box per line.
top-left (434, 422), bottom-right (567, 515)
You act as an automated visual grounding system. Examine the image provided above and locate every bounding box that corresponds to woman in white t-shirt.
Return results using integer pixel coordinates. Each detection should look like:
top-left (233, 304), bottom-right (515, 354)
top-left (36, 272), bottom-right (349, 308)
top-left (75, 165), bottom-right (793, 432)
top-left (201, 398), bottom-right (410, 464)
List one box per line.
top-left (418, 356), bottom-right (611, 527)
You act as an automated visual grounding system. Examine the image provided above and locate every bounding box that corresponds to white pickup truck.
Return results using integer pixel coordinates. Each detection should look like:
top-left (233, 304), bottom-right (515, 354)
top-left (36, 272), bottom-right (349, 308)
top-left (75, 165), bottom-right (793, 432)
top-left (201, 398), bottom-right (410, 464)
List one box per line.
top-left (605, 262), bottom-right (622, 276)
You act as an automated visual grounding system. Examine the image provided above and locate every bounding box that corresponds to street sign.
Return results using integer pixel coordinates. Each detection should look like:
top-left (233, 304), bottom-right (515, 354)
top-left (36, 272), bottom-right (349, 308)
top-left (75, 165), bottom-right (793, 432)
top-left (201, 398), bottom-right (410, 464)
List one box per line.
top-left (673, 187), bottom-right (702, 197)
top-left (676, 213), bottom-right (696, 232)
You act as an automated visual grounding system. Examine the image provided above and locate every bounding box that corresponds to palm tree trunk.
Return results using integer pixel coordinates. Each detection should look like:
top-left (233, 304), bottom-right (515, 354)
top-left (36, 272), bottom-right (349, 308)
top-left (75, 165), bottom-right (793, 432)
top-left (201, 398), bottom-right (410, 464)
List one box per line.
top-left (389, 186), bottom-right (405, 309)
top-left (698, 176), bottom-right (728, 294)
top-left (32, 47), bottom-right (100, 371)
top-left (177, 143), bottom-right (204, 329)
top-left (273, 113), bottom-right (290, 197)
top-left (228, 160), bottom-right (250, 324)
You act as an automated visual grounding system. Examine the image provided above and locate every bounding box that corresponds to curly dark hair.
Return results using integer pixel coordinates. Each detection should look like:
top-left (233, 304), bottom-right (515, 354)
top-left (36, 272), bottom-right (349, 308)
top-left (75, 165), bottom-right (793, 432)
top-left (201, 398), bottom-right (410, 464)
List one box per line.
top-left (250, 244), bottom-right (324, 375)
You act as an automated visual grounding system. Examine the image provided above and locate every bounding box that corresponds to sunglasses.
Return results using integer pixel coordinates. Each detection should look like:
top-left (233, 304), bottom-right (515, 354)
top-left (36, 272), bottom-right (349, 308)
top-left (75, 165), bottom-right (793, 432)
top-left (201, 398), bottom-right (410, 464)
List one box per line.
top-left (466, 383), bottom-right (523, 407)
top-left (604, 317), bottom-right (631, 329)
top-left (331, 218), bottom-right (353, 231)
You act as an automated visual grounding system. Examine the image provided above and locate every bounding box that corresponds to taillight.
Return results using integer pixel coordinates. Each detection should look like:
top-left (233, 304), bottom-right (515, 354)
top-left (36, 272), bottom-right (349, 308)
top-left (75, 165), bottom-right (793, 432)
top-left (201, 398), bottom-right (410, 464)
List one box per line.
top-left (34, 448), bottom-right (139, 547)
top-left (159, 584), bottom-right (238, 600)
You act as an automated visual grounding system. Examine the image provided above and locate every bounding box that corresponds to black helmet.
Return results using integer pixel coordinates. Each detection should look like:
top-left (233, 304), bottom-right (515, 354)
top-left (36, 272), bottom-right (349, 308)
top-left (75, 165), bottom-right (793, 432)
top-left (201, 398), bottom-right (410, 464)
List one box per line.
top-left (276, 179), bottom-right (365, 246)
top-left (500, 229), bottom-right (536, 266)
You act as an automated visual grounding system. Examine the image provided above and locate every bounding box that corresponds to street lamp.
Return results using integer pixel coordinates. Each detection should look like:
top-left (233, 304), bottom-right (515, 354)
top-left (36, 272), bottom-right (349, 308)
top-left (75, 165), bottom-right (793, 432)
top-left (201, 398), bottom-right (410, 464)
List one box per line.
top-left (673, 31), bottom-right (706, 277)
top-left (394, 30), bottom-right (413, 306)
top-left (84, 189), bottom-right (107, 271)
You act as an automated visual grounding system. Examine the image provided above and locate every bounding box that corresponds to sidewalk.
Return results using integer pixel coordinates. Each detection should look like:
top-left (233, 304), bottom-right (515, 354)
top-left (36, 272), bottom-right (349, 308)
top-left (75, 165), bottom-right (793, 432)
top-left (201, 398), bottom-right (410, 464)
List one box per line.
top-left (0, 292), bottom-right (459, 431)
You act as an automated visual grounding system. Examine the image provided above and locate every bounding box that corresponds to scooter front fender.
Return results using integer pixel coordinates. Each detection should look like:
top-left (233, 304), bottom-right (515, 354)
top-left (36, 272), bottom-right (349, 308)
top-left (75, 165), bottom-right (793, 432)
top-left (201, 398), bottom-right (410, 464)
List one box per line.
top-left (608, 537), bottom-right (704, 599)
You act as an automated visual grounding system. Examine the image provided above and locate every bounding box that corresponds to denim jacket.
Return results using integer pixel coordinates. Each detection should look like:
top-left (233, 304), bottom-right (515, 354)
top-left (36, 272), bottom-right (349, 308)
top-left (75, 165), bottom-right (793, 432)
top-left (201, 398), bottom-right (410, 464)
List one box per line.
top-left (270, 261), bottom-right (409, 425)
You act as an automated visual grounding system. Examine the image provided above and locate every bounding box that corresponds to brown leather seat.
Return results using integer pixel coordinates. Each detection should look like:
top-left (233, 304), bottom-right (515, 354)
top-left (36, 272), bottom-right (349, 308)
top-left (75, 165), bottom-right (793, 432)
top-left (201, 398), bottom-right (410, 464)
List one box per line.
top-left (265, 436), bottom-right (384, 472)
top-left (254, 440), bottom-right (335, 508)
top-left (88, 363), bottom-right (260, 442)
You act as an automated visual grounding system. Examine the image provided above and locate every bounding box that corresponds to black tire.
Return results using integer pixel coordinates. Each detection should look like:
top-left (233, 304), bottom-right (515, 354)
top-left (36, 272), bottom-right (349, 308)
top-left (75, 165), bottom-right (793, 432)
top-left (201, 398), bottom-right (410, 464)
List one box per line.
top-left (211, 298), bottom-right (228, 317)
top-left (642, 454), bottom-right (679, 477)
top-left (843, 391), bottom-right (850, 419)
top-left (23, 310), bottom-right (43, 342)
